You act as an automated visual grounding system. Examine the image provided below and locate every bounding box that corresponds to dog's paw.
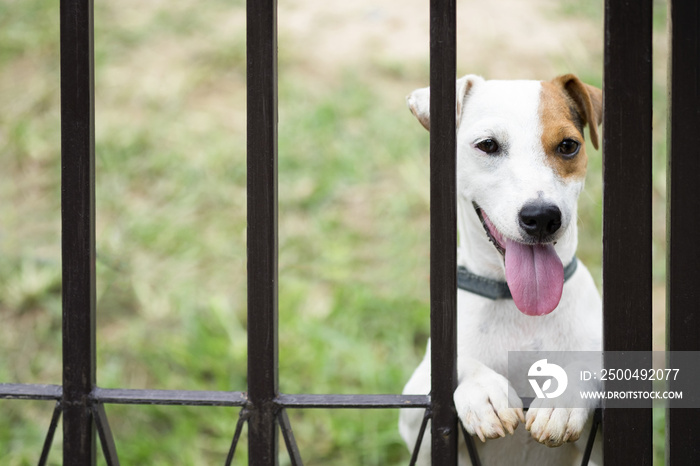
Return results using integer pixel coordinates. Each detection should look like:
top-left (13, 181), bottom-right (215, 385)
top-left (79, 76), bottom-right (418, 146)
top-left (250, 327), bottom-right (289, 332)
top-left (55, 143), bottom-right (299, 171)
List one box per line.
top-left (454, 370), bottom-right (525, 442)
top-left (525, 404), bottom-right (589, 447)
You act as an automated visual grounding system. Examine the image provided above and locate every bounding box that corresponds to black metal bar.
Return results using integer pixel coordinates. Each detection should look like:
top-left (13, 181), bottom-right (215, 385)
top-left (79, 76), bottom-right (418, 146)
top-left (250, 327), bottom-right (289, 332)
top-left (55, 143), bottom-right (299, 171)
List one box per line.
top-left (602, 0), bottom-right (653, 465)
top-left (0, 384), bottom-right (62, 400)
top-left (408, 409), bottom-right (431, 466)
top-left (278, 409), bottom-right (303, 466)
top-left (225, 409), bottom-right (250, 466)
top-left (666, 1), bottom-right (700, 464)
top-left (60, 0), bottom-right (97, 463)
top-left (580, 409), bottom-right (601, 466)
top-left (246, 0), bottom-right (279, 463)
top-left (92, 388), bottom-right (248, 406)
top-left (2, 387), bottom-right (428, 408)
top-left (277, 394), bottom-right (430, 409)
top-left (429, 0), bottom-right (458, 464)
top-left (38, 402), bottom-right (63, 466)
top-left (93, 404), bottom-right (120, 466)
top-left (459, 422), bottom-right (482, 466)
top-left (3, 387), bottom-right (427, 409)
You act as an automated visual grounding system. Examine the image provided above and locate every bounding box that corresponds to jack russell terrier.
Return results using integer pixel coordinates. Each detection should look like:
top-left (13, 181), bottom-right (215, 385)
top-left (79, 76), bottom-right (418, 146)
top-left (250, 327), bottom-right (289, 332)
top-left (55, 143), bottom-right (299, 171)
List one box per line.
top-left (399, 74), bottom-right (603, 465)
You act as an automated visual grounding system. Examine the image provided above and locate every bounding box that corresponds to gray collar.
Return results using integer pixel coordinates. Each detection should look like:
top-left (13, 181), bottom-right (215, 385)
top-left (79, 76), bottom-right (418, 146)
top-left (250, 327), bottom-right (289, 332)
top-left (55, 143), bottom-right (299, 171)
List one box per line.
top-left (457, 256), bottom-right (579, 300)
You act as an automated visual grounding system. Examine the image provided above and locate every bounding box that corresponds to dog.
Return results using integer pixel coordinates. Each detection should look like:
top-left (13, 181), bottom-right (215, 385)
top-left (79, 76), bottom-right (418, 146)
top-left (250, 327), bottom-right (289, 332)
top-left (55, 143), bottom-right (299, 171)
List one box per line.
top-left (399, 74), bottom-right (603, 465)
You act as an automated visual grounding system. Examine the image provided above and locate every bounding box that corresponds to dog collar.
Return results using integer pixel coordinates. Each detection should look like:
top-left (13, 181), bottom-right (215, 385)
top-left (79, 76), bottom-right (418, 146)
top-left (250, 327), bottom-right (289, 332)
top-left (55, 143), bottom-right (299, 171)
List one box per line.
top-left (457, 256), bottom-right (578, 300)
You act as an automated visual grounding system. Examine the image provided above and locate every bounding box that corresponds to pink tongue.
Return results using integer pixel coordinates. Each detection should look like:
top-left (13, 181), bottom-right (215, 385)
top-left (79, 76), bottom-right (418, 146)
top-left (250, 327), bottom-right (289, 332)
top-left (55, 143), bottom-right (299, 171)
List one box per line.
top-left (504, 240), bottom-right (564, 316)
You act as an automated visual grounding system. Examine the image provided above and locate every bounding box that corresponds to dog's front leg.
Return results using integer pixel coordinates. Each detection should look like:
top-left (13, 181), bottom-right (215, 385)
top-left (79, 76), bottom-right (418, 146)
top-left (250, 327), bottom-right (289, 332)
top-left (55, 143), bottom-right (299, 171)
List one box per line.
top-left (454, 358), bottom-right (525, 442)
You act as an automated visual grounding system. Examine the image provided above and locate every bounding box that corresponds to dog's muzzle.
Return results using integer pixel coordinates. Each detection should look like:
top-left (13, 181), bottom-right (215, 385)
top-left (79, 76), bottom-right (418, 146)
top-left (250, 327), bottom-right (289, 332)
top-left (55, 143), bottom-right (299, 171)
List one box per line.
top-left (471, 202), bottom-right (566, 316)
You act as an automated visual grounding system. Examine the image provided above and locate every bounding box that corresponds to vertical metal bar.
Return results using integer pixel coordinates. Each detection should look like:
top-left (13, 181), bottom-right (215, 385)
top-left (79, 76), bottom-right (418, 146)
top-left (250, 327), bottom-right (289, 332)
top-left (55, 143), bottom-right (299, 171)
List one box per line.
top-left (60, 0), bottom-right (97, 464)
top-left (246, 0), bottom-right (279, 463)
top-left (602, 0), bottom-right (653, 464)
top-left (429, 0), bottom-right (458, 464)
top-left (666, 1), bottom-right (700, 464)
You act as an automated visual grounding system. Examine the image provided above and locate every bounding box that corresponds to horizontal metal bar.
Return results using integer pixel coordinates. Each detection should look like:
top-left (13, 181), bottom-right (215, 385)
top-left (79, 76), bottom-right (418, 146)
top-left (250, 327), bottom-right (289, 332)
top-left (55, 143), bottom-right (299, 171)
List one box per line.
top-left (277, 394), bottom-right (430, 409)
top-left (0, 386), bottom-right (527, 413)
top-left (1, 385), bottom-right (431, 409)
top-left (0, 384), bottom-right (62, 400)
top-left (92, 388), bottom-right (248, 406)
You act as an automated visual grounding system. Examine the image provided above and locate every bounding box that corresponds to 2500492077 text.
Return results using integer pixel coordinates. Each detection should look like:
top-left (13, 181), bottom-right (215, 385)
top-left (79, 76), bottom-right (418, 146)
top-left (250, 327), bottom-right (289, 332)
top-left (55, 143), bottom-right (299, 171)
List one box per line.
top-left (580, 369), bottom-right (680, 381)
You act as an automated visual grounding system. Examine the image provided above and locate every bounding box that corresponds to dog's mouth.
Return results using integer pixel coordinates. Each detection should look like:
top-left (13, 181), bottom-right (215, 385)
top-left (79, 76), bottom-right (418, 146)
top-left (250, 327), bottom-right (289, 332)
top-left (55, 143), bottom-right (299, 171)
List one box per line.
top-left (473, 203), bottom-right (564, 316)
top-left (474, 205), bottom-right (506, 257)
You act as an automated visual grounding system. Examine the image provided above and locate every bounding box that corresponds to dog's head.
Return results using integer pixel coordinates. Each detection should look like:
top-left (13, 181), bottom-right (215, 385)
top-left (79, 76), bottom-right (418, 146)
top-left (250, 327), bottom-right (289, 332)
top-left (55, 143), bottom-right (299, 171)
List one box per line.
top-left (407, 74), bottom-right (602, 316)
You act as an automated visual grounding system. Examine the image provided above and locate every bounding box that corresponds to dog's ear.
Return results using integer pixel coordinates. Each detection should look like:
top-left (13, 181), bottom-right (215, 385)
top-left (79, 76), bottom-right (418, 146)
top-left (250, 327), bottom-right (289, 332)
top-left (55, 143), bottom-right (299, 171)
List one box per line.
top-left (553, 74), bottom-right (603, 150)
top-left (406, 74), bottom-right (484, 131)
top-left (406, 86), bottom-right (431, 130)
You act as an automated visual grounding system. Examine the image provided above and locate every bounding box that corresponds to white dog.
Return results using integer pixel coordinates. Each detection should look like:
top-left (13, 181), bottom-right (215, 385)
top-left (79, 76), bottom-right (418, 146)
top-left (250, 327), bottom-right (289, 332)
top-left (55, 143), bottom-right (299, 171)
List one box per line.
top-left (399, 74), bottom-right (603, 465)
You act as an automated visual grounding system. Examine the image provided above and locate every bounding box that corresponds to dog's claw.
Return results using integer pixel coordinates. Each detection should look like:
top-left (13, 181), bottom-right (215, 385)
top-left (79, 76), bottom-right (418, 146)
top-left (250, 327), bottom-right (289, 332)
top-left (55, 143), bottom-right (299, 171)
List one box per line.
top-left (454, 364), bottom-right (524, 444)
top-left (562, 430), bottom-right (571, 443)
top-left (526, 405), bottom-right (589, 447)
top-left (516, 408), bottom-right (526, 424)
top-left (495, 424), bottom-right (506, 438)
top-left (505, 423), bottom-right (514, 435)
top-left (525, 414), bottom-right (534, 431)
top-left (475, 426), bottom-right (486, 443)
top-left (565, 427), bottom-right (581, 443)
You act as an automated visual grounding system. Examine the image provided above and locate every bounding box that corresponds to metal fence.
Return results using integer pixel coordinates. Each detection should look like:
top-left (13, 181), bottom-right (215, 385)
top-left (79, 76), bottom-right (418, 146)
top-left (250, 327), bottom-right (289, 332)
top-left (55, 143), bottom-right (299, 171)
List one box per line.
top-left (1, 0), bottom-right (698, 464)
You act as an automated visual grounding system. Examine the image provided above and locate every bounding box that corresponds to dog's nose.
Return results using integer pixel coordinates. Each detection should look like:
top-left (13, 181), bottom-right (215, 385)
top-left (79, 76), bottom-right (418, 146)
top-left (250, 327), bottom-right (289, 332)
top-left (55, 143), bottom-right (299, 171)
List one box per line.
top-left (519, 202), bottom-right (562, 239)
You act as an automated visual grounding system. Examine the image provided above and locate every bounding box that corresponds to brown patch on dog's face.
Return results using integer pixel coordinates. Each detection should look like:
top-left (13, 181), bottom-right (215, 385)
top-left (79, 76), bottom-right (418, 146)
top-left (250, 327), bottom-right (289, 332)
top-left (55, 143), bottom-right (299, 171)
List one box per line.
top-left (539, 80), bottom-right (589, 180)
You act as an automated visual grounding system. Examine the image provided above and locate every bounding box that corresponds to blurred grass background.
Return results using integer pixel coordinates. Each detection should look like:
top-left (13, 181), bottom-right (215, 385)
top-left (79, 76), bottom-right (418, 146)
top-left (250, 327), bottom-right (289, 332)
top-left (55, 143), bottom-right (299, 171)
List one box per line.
top-left (0, 0), bottom-right (668, 464)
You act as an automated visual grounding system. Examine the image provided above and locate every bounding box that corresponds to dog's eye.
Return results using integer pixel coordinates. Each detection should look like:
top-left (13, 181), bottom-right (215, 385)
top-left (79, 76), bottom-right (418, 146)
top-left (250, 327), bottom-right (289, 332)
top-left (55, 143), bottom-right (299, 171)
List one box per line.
top-left (476, 139), bottom-right (499, 154)
top-left (557, 139), bottom-right (580, 157)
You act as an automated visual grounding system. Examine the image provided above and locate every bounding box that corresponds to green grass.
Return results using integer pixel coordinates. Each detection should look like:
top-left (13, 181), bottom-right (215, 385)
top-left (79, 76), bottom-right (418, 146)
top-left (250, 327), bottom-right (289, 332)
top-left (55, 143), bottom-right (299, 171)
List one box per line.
top-left (1, 1), bottom-right (430, 463)
top-left (0, 0), bottom-right (671, 464)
